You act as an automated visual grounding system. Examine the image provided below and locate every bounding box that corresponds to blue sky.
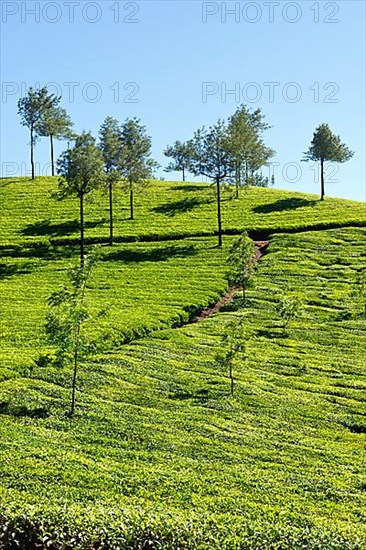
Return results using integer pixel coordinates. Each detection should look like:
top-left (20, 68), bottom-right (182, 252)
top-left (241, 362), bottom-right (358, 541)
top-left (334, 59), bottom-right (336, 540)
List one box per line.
top-left (1, 0), bottom-right (365, 200)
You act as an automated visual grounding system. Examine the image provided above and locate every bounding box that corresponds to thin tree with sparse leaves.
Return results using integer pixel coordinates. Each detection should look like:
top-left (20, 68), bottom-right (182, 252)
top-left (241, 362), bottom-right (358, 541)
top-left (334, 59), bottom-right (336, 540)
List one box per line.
top-left (189, 120), bottom-right (234, 247)
top-left (57, 132), bottom-right (104, 266)
top-left (120, 118), bottom-right (157, 220)
top-left (276, 295), bottom-right (302, 335)
top-left (99, 117), bottom-right (123, 245)
top-left (46, 249), bottom-right (102, 417)
top-left (17, 86), bottom-right (58, 179)
top-left (164, 140), bottom-right (194, 182)
top-left (37, 102), bottom-right (74, 176)
top-left (216, 316), bottom-right (246, 396)
top-left (227, 232), bottom-right (256, 303)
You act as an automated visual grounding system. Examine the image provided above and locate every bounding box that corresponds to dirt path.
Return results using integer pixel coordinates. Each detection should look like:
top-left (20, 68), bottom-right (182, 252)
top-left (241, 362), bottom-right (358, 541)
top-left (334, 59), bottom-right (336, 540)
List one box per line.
top-left (192, 240), bottom-right (269, 322)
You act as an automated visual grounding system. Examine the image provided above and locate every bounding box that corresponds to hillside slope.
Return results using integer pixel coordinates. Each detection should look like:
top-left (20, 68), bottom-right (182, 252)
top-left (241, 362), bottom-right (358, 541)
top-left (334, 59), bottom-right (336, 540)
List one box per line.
top-left (0, 178), bottom-right (365, 548)
top-left (1, 177), bottom-right (365, 247)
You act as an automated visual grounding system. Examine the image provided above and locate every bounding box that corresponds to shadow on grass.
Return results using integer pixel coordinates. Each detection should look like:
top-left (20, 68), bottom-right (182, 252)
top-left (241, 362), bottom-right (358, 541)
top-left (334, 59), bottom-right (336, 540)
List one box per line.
top-left (168, 387), bottom-right (210, 403)
top-left (21, 219), bottom-right (105, 237)
top-left (0, 402), bottom-right (49, 419)
top-left (0, 243), bottom-right (78, 261)
top-left (342, 420), bottom-right (366, 434)
top-left (152, 197), bottom-right (212, 217)
top-left (220, 296), bottom-right (246, 313)
top-left (170, 185), bottom-right (209, 192)
top-left (0, 262), bottom-right (34, 279)
top-left (104, 244), bottom-right (198, 263)
top-left (252, 198), bottom-right (317, 214)
top-left (256, 328), bottom-right (286, 339)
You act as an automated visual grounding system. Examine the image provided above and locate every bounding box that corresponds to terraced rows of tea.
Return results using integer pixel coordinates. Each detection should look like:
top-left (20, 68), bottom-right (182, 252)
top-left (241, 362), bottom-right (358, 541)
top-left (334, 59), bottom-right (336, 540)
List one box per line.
top-left (0, 177), bottom-right (365, 549)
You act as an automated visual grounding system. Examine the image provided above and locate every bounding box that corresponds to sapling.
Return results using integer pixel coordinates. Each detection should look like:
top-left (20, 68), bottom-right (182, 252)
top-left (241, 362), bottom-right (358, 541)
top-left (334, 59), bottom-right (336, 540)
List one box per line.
top-left (227, 232), bottom-right (256, 304)
top-left (216, 316), bottom-right (246, 396)
top-left (45, 248), bottom-right (103, 416)
top-left (276, 295), bottom-right (302, 335)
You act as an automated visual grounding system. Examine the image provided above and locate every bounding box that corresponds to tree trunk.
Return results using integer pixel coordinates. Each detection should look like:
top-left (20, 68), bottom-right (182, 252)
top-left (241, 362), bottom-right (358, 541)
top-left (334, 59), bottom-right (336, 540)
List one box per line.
top-left (109, 181), bottom-right (113, 246)
top-left (242, 284), bottom-right (245, 304)
top-left (235, 161), bottom-right (240, 199)
top-left (50, 134), bottom-right (55, 176)
top-left (130, 180), bottom-right (134, 220)
top-left (229, 361), bottom-right (234, 396)
top-left (320, 158), bottom-right (325, 200)
top-left (70, 346), bottom-right (78, 417)
top-left (30, 126), bottom-right (35, 180)
top-left (216, 177), bottom-right (222, 247)
top-left (80, 193), bottom-right (85, 267)
top-left (182, 166), bottom-right (185, 182)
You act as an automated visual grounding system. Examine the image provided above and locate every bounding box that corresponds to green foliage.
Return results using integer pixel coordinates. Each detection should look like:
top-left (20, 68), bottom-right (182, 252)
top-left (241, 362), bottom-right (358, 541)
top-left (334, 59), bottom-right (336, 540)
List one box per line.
top-left (56, 133), bottom-right (104, 264)
top-left (0, 224), bottom-right (366, 546)
top-left (164, 140), bottom-right (195, 182)
top-left (227, 232), bottom-right (256, 302)
top-left (99, 116), bottom-right (123, 176)
top-left (276, 294), bottom-right (302, 334)
top-left (46, 249), bottom-right (101, 415)
top-left (227, 105), bottom-right (274, 194)
top-left (190, 120), bottom-right (233, 183)
top-left (303, 124), bottom-right (354, 200)
top-left (99, 117), bottom-right (124, 245)
top-left (190, 120), bottom-right (234, 246)
top-left (57, 133), bottom-right (104, 199)
top-left (216, 315), bottom-right (246, 395)
top-left (1, 178), bottom-right (365, 248)
top-left (17, 87), bottom-right (58, 179)
top-left (120, 118), bottom-right (158, 220)
top-left (36, 104), bottom-right (73, 141)
top-left (17, 87), bottom-right (57, 137)
top-left (303, 124), bottom-right (354, 164)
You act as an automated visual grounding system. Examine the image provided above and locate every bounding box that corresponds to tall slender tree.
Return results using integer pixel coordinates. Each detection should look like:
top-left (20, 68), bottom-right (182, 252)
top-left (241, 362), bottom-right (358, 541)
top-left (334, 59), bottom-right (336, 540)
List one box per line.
top-left (120, 118), bottom-right (157, 220)
top-left (37, 103), bottom-right (74, 176)
top-left (17, 86), bottom-right (57, 179)
top-left (227, 105), bottom-right (274, 196)
top-left (99, 117), bottom-right (122, 245)
top-left (164, 140), bottom-right (194, 182)
top-left (57, 133), bottom-right (104, 266)
top-left (46, 249), bottom-right (101, 417)
top-left (303, 123), bottom-right (354, 200)
top-left (189, 120), bottom-right (234, 247)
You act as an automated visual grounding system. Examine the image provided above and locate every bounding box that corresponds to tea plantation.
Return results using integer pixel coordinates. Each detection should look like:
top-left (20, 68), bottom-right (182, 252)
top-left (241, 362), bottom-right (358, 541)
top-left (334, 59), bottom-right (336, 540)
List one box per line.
top-left (0, 177), bottom-right (365, 549)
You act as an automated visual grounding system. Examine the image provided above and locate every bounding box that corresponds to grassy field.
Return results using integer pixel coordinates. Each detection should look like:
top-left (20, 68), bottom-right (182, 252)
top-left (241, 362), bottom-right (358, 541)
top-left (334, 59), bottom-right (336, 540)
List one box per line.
top-left (0, 236), bottom-right (230, 374)
top-left (0, 177), bottom-right (366, 548)
top-left (1, 177), bottom-right (366, 247)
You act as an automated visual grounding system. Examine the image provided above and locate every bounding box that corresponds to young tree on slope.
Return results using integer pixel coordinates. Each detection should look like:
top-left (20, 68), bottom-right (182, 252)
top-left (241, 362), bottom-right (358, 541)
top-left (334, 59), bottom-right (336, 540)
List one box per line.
top-left (17, 86), bottom-right (58, 179)
top-left (227, 232), bottom-right (256, 304)
top-left (57, 132), bottom-right (104, 266)
top-left (216, 316), bottom-right (246, 396)
top-left (120, 118), bottom-right (157, 220)
top-left (189, 120), bottom-right (234, 247)
top-left (37, 102), bottom-right (74, 176)
top-left (46, 249), bottom-right (100, 417)
top-left (99, 117), bottom-right (123, 245)
top-left (164, 140), bottom-right (194, 182)
top-left (227, 106), bottom-right (274, 196)
top-left (303, 123), bottom-right (354, 200)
